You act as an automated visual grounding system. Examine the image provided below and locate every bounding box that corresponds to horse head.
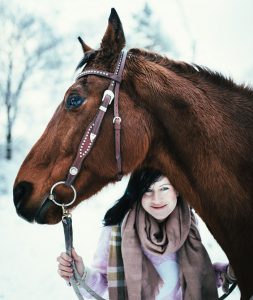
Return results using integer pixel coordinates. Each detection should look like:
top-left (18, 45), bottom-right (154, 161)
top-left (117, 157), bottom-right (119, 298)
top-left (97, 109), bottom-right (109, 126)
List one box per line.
top-left (13, 9), bottom-right (157, 224)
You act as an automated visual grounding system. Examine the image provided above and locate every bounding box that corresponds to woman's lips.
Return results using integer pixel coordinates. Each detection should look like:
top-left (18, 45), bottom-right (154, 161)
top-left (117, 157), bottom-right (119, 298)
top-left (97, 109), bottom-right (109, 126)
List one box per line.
top-left (151, 204), bottom-right (167, 210)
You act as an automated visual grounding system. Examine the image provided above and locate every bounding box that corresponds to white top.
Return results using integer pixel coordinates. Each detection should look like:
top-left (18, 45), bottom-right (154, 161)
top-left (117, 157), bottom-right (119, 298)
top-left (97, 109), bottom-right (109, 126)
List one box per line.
top-left (79, 226), bottom-right (182, 299)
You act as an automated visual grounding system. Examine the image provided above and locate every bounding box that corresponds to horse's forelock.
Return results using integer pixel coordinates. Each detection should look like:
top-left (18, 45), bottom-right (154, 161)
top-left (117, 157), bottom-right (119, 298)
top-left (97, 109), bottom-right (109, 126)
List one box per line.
top-left (75, 50), bottom-right (97, 71)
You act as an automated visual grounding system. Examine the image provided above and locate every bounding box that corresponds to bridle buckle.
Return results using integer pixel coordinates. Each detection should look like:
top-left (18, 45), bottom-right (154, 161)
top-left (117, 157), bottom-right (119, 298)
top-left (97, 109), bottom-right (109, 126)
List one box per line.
top-left (113, 116), bottom-right (121, 124)
top-left (102, 89), bottom-right (114, 104)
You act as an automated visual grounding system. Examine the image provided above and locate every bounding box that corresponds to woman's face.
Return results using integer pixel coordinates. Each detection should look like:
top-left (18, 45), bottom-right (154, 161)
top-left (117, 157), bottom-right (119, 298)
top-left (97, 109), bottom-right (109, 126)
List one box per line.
top-left (141, 176), bottom-right (178, 222)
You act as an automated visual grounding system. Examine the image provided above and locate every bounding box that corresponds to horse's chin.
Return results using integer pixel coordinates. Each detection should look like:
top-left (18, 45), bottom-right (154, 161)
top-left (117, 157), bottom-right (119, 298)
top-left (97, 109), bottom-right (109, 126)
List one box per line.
top-left (35, 198), bottom-right (62, 224)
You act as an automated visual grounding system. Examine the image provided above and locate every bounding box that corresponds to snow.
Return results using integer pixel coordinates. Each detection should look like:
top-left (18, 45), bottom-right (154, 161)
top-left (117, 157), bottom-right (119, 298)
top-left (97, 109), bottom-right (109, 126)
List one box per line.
top-left (1, 0), bottom-right (251, 298)
top-left (0, 159), bottom-right (126, 299)
top-left (0, 156), bottom-right (240, 299)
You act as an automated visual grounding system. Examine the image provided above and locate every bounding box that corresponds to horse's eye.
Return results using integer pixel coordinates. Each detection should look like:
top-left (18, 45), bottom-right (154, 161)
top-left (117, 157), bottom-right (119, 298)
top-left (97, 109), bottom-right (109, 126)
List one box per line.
top-left (66, 95), bottom-right (85, 110)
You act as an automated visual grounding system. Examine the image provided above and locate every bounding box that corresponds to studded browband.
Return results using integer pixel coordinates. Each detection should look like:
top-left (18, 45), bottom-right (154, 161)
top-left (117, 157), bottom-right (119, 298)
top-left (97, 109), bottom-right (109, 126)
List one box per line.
top-left (65, 49), bottom-right (127, 186)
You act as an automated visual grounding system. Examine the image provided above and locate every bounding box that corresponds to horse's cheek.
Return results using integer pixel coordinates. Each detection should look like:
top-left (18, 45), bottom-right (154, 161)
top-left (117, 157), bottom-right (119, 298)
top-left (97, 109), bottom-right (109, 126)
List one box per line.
top-left (121, 110), bottom-right (152, 172)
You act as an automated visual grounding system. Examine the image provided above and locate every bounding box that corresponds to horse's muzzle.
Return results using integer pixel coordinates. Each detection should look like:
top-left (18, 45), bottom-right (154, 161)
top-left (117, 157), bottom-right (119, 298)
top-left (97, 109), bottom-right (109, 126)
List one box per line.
top-left (13, 181), bottom-right (61, 224)
top-left (13, 181), bottom-right (35, 222)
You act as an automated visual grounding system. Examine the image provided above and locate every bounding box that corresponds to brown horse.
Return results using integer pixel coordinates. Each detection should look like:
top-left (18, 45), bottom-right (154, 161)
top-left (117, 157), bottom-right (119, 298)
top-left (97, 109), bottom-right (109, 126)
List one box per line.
top-left (13, 9), bottom-right (253, 299)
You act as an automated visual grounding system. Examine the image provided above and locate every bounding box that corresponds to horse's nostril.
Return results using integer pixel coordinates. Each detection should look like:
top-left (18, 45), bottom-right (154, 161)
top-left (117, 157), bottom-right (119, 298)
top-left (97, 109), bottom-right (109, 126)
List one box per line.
top-left (13, 181), bottom-right (33, 209)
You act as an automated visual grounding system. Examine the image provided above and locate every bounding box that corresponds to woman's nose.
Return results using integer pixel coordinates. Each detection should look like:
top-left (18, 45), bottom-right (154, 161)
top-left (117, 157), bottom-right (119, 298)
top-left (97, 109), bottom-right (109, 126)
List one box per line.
top-left (152, 192), bottom-right (161, 204)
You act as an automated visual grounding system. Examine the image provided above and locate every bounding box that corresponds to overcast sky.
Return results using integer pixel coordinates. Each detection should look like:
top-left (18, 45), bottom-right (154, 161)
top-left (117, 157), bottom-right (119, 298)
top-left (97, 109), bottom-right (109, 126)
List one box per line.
top-left (2, 0), bottom-right (252, 169)
top-left (15, 0), bottom-right (253, 84)
top-left (5, 0), bottom-right (251, 145)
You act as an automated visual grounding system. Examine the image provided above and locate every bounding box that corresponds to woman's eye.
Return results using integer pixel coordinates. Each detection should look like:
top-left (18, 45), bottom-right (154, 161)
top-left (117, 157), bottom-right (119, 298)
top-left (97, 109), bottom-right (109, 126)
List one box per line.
top-left (161, 187), bottom-right (169, 191)
top-left (66, 95), bottom-right (85, 110)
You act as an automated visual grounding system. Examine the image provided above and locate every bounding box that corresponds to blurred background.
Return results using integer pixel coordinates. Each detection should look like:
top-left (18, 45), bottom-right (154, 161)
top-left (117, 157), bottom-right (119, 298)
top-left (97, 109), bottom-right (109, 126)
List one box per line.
top-left (1, 0), bottom-right (252, 299)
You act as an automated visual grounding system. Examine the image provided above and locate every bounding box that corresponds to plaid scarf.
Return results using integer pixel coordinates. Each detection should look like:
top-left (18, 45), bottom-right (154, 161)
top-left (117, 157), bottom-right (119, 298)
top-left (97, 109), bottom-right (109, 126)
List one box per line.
top-left (107, 225), bottom-right (127, 299)
top-left (107, 199), bottom-right (218, 300)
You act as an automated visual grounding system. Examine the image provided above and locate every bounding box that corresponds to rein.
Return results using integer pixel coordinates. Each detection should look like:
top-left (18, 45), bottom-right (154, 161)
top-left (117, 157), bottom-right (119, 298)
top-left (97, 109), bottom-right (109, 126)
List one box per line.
top-left (48, 50), bottom-right (127, 300)
top-left (62, 209), bottom-right (106, 300)
top-left (219, 283), bottom-right (237, 299)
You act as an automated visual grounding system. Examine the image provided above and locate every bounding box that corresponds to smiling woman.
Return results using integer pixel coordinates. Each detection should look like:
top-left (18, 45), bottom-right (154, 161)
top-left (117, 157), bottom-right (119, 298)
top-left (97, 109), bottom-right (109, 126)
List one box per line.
top-left (57, 167), bottom-right (234, 300)
top-left (141, 176), bottom-right (178, 222)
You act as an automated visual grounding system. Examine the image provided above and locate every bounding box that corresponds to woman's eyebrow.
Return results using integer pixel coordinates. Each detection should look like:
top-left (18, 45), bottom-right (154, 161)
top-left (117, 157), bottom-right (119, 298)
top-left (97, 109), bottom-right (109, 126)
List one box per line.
top-left (159, 183), bottom-right (171, 187)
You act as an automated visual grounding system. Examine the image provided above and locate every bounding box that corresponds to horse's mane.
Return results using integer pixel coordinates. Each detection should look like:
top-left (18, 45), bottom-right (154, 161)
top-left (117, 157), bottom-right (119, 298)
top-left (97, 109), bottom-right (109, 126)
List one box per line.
top-left (75, 47), bottom-right (253, 98)
top-left (129, 48), bottom-right (253, 98)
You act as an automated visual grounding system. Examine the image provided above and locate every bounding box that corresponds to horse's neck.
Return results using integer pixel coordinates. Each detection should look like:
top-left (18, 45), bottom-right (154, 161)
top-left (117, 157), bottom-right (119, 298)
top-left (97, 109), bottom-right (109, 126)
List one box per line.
top-left (129, 61), bottom-right (253, 296)
top-left (132, 63), bottom-right (232, 159)
top-left (130, 62), bottom-right (252, 216)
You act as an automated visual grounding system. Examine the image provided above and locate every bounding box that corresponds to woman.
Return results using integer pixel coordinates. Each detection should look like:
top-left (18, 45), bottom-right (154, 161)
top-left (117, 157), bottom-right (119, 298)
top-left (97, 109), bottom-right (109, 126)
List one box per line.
top-left (57, 168), bottom-right (235, 299)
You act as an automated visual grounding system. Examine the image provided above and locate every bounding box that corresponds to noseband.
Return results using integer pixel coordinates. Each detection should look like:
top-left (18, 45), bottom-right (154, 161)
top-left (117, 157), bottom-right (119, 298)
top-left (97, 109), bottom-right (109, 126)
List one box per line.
top-left (49, 50), bottom-right (127, 207)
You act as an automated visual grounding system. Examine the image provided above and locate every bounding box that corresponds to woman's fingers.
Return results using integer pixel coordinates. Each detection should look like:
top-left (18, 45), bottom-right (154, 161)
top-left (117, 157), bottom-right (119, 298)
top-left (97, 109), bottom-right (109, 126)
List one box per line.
top-left (57, 251), bottom-right (84, 282)
top-left (57, 256), bottom-right (72, 267)
top-left (57, 252), bottom-right (74, 279)
top-left (59, 252), bottom-right (72, 262)
top-left (57, 269), bottom-right (73, 281)
top-left (59, 264), bottom-right (73, 273)
top-left (57, 253), bottom-right (72, 266)
top-left (58, 266), bottom-right (73, 277)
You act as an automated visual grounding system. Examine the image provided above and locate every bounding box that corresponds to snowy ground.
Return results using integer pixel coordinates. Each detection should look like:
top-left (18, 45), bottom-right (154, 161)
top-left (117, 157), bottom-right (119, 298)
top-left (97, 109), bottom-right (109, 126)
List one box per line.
top-left (0, 162), bottom-right (123, 300)
top-left (0, 1), bottom-right (248, 298)
top-left (0, 158), bottom-right (240, 300)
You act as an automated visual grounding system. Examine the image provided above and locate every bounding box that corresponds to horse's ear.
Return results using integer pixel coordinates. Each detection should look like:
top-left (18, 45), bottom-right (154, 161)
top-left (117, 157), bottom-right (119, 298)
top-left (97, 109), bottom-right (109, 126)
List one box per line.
top-left (100, 8), bottom-right (125, 53)
top-left (78, 36), bottom-right (92, 53)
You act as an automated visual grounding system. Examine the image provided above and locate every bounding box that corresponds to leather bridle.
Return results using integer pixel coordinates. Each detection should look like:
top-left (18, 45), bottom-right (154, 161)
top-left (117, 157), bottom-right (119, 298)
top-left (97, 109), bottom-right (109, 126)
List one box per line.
top-left (47, 51), bottom-right (128, 300)
top-left (49, 49), bottom-right (127, 208)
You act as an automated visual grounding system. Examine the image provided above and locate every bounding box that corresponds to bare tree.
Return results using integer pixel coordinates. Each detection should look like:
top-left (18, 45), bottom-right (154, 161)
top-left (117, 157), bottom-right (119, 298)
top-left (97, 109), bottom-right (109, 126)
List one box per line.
top-left (0, 2), bottom-right (61, 160)
top-left (174, 0), bottom-right (196, 62)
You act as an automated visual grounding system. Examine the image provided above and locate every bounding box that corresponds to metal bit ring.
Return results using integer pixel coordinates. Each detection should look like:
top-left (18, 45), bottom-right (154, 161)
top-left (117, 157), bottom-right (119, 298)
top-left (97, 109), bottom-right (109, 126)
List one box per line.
top-left (49, 181), bottom-right (77, 207)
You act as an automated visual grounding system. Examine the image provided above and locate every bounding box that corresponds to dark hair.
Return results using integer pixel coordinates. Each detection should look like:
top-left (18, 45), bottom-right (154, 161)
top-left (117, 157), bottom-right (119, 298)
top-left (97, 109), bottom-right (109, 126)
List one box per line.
top-left (103, 168), bottom-right (163, 226)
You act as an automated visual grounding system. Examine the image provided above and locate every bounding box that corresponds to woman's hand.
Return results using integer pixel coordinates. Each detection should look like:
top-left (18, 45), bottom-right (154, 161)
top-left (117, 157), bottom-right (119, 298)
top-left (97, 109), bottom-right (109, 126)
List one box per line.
top-left (213, 262), bottom-right (237, 292)
top-left (57, 249), bottom-right (85, 282)
top-left (213, 262), bottom-right (228, 287)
